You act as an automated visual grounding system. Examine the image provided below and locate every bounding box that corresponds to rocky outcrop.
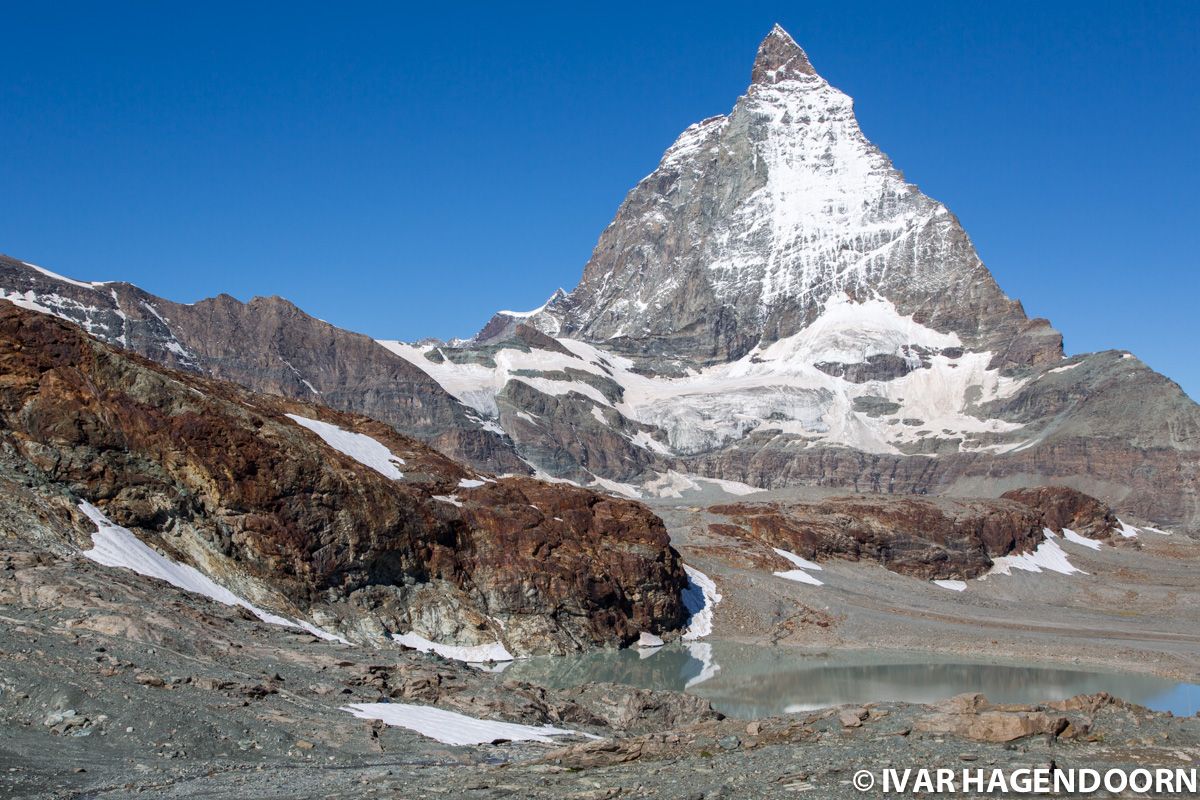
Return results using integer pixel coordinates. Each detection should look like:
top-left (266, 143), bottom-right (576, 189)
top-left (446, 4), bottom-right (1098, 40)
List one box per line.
top-left (915, 692), bottom-right (1111, 743)
top-left (1001, 486), bottom-right (1120, 538)
top-left (710, 496), bottom-right (1047, 579)
top-left (709, 484), bottom-right (1137, 579)
top-left (0, 300), bottom-right (687, 653)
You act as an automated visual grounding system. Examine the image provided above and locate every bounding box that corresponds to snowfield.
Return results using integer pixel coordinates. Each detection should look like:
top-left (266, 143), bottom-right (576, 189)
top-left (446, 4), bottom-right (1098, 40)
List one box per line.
top-left (381, 293), bottom-right (1028, 482)
top-left (681, 565), bottom-right (722, 640)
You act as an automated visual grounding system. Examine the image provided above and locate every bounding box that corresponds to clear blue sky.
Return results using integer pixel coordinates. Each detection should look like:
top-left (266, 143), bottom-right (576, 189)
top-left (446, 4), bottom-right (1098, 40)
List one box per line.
top-left (2, 2), bottom-right (1197, 398)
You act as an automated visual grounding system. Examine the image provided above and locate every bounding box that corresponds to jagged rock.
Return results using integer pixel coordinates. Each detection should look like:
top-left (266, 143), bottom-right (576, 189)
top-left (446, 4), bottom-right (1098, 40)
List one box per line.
top-left (533, 26), bottom-right (1060, 370)
top-left (0, 255), bottom-right (524, 474)
top-left (557, 683), bottom-right (720, 733)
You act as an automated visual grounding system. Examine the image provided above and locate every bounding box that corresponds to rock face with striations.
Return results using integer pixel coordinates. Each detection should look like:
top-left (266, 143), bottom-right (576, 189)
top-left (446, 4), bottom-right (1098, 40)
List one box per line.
top-left (0, 300), bottom-right (688, 654)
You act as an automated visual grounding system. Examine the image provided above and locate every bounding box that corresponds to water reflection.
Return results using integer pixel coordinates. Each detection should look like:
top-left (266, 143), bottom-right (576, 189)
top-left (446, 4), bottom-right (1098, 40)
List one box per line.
top-left (504, 642), bottom-right (1200, 719)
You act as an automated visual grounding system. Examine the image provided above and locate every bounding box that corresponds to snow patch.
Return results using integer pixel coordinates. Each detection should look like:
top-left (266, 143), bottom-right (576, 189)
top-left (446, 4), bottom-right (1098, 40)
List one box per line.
top-left (340, 703), bottom-right (585, 746)
top-left (774, 569), bottom-right (823, 586)
top-left (643, 470), bottom-right (762, 498)
top-left (636, 631), bottom-right (664, 649)
top-left (78, 502), bottom-right (348, 643)
top-left (986, 534), bottom-right (1085, 577)
top-left (1048, 362), bottom-right (1082, 374)
top-left (1061, 528), bottom-right (1102, 551)
top-left (932, 579), bottom-right (966, 592)
top-left (772, 548), bottom-right (823, 571)
top-left (23, 261), bottom-right (100, 290)
top-left (1117, 519), bottom-right (1141, 539)
top-left (392, 632), bottom-right (513, 664)
top-left (589, 475), bottom-right (643, 499)
top-left (771, 548), bottom-right (824, 586)
top-left (628, 430), bottom-right (673, 455)
top-left (285, 415), bottom-right (404, 480)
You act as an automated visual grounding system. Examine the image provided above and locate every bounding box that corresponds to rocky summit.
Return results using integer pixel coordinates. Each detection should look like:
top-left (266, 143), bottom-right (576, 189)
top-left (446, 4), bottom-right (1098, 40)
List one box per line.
top-left (537, 25), bottom-right (1057, 369)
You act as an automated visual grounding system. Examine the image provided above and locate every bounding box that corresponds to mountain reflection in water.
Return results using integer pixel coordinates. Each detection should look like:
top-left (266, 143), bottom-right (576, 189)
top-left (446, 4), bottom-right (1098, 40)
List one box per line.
top-left (502, 642), bottom-right (1200, 719)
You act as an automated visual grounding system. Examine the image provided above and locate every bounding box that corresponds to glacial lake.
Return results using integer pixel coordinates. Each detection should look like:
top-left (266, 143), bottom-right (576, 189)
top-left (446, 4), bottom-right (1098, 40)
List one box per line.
top-left (501, 642), bottom-right (1200, 719)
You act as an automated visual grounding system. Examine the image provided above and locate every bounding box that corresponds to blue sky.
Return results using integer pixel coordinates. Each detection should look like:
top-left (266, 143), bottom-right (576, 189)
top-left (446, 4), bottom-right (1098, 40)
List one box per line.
top-left (2, 2), bottom-right (1197, 398)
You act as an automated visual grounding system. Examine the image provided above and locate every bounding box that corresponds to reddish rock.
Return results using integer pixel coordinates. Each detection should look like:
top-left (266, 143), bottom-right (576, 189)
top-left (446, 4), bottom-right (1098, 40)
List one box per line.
top-left (1000, 486), bottom-right (1119, 538)
top-left (710, 496), bottom-right (1048, 580)
top-left (0, 301), bottom-right (687, 653)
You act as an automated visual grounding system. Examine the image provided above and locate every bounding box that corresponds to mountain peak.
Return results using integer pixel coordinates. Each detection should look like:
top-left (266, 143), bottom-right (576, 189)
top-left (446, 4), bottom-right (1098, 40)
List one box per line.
top-left (751, 24), bottom-right (816, 85)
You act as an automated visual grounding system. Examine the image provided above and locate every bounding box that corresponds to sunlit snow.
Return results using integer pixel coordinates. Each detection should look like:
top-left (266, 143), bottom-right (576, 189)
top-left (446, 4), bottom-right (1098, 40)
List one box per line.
top-left (933, 579), bottom-right (967, 592)
top-left (285, 414), bottom-right (405, 480)
top-left (771, 548), bottom-right (824, 586)
top-left (986, 532), bottom-right (1085, 577)
top-left (1061, 528), bottom-right (1102, 551)
top-left (78, 502), bottom-right (348, 643)
top-left (392, 632), bottom-right (513, 664)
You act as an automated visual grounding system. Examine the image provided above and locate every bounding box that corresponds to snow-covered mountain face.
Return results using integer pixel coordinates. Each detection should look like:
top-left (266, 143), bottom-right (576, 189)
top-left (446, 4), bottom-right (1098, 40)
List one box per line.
top-left (529, 25), bottom-right (1060, 371)
top-left (382, 292), bottom-right (1026, 463)
top-left (373, 25), bottom-right (1070, 479)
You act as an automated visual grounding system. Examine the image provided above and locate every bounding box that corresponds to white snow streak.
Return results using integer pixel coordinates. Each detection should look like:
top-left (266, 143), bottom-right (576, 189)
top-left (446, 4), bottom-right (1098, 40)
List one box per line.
top-left (771, 548), bottom-right (824, 586)
top-left (78, 502), bottom-right (348, 643)
top-left (285, 415), bottom-right (405, 480)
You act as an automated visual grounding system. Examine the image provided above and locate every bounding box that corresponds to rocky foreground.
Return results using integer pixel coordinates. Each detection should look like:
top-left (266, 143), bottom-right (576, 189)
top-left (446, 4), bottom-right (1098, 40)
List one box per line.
top-left (3, 532), bottom-right (1199, 800)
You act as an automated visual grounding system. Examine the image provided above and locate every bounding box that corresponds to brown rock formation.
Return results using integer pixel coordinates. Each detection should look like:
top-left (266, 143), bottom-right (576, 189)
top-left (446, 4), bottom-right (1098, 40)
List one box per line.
top-left (0, 300), bottom-right (686, 653)
top-left (710, 496), bottom-right (1048, 580)
top-left (1001, 486), bottom-right (1120, 539)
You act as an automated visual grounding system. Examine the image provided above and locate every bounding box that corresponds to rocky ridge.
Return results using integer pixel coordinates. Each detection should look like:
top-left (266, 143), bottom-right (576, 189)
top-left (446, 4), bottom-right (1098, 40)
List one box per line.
top-left (0, 254), bottom-right (526, 474)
